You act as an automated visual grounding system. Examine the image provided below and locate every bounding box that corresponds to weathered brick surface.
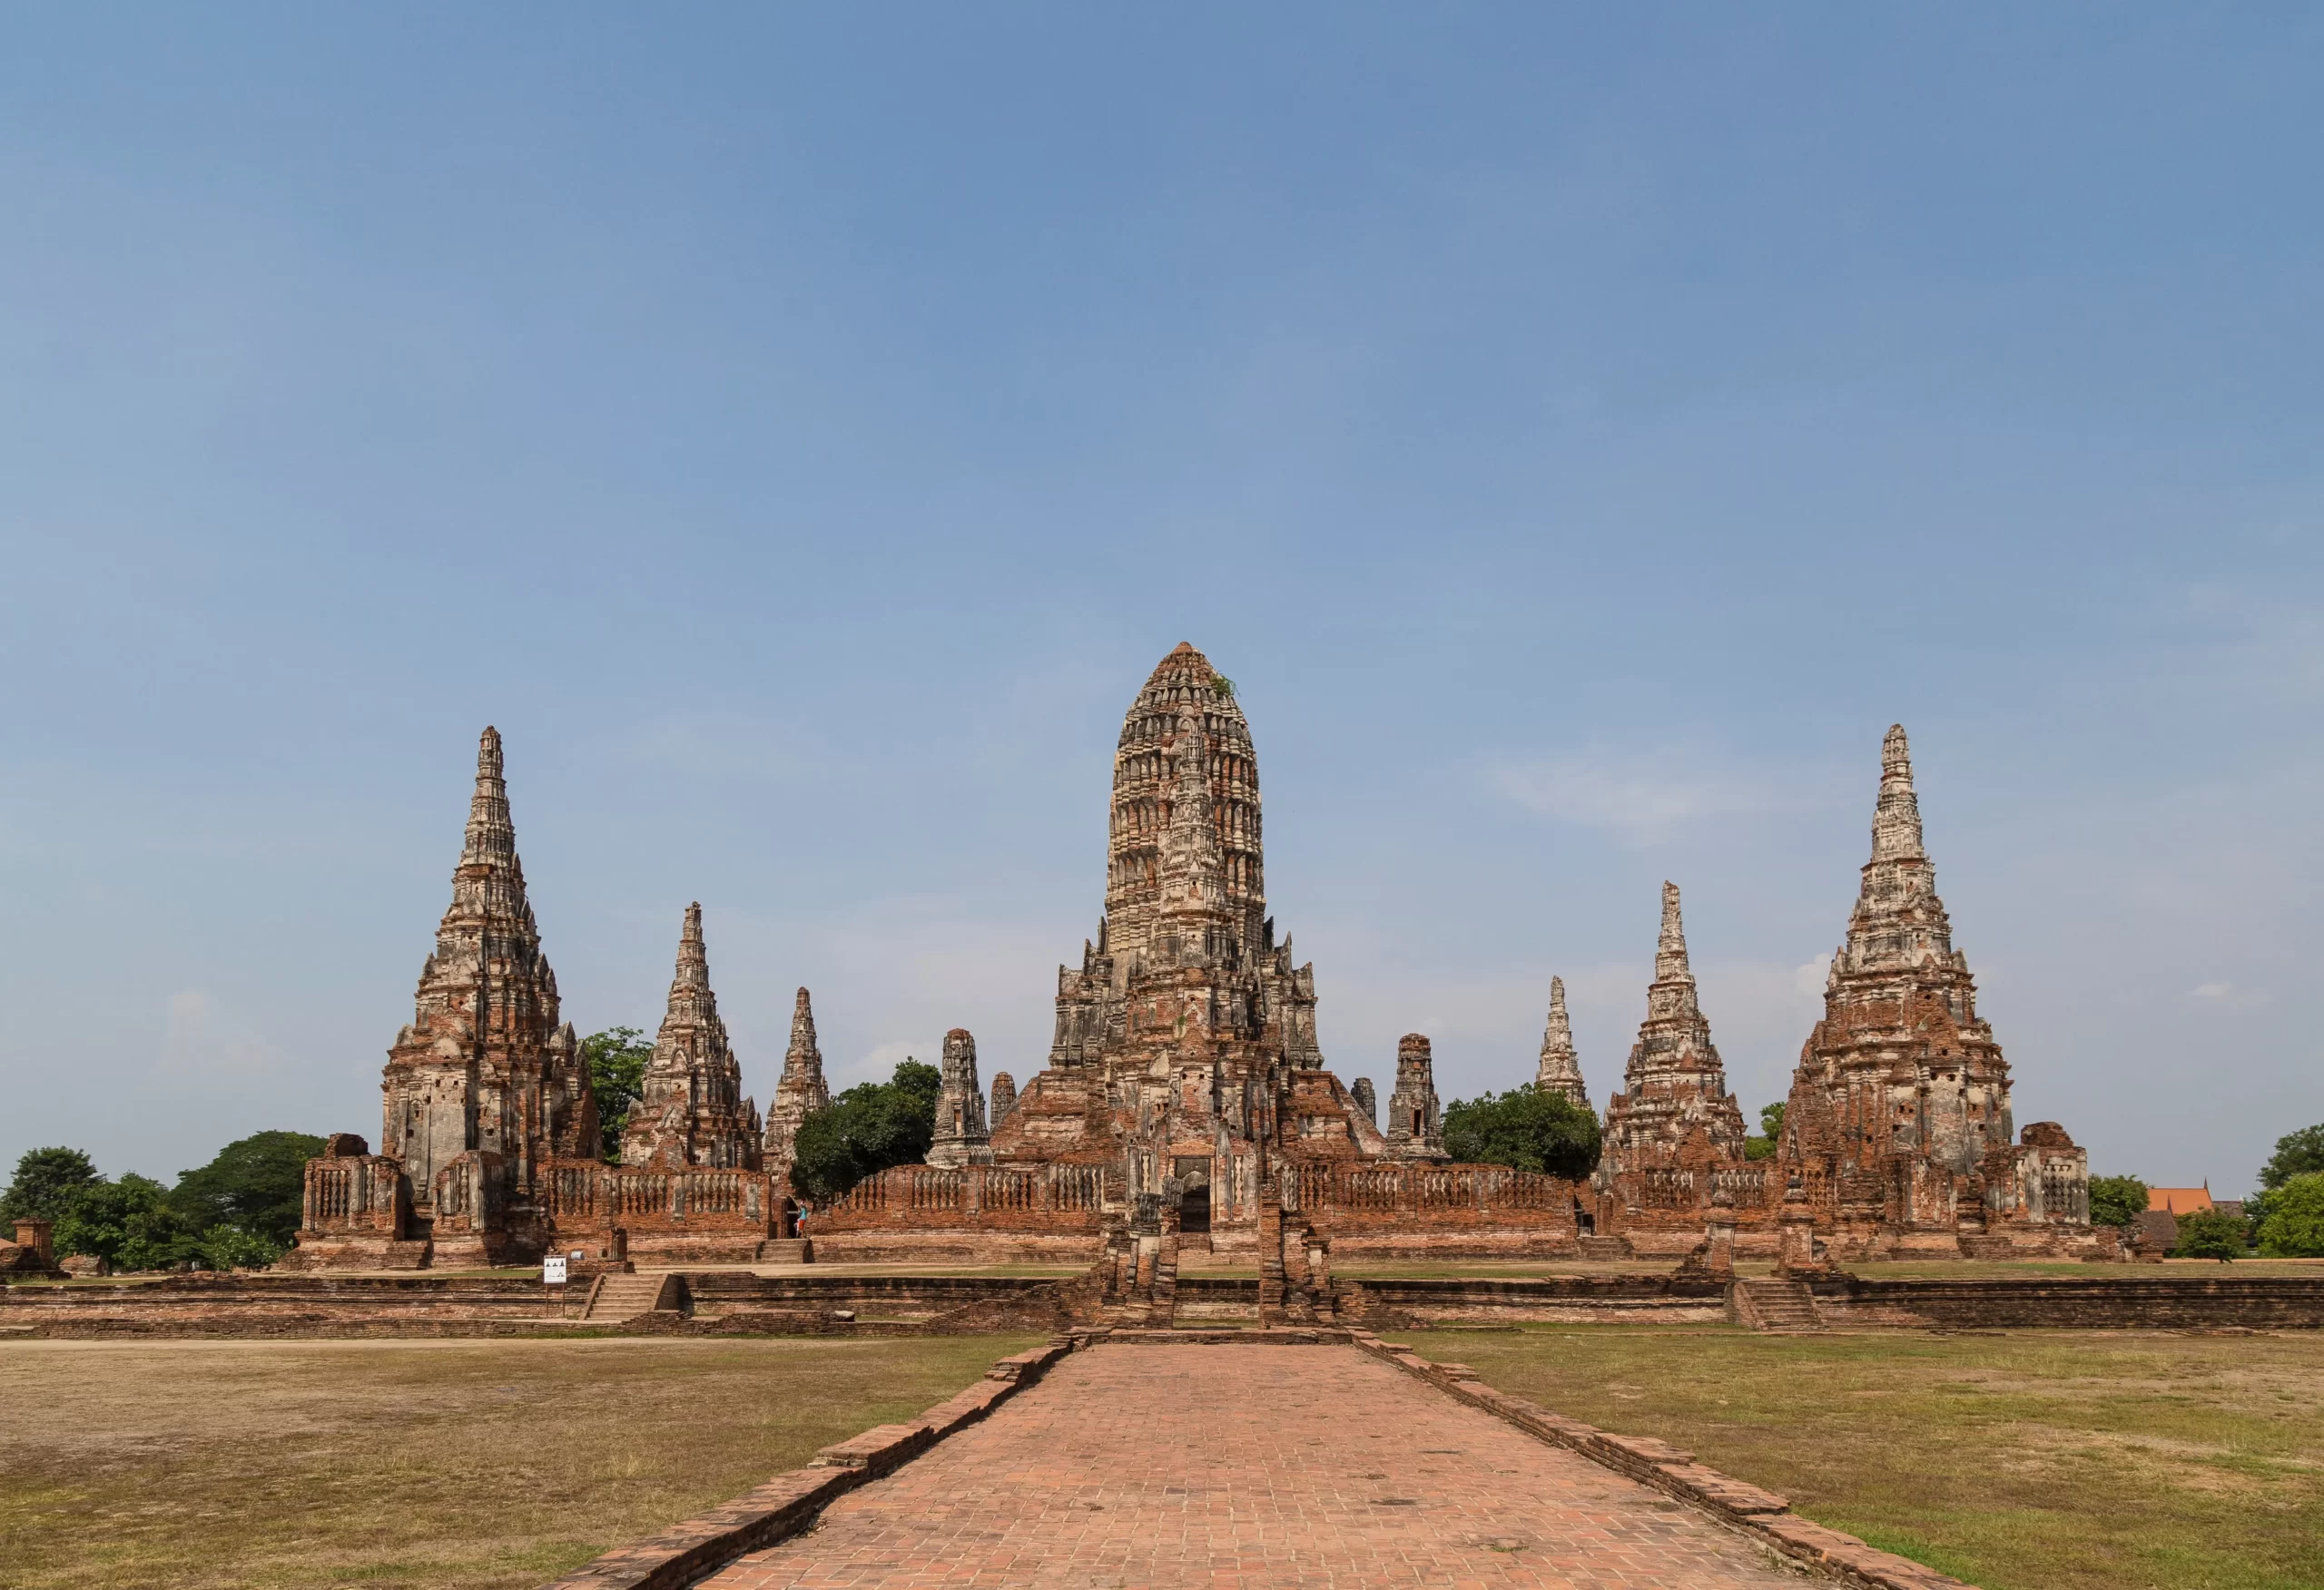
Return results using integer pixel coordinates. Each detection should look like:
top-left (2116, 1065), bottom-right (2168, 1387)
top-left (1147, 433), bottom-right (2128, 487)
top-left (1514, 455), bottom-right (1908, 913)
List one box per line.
top-left (705, 1343), bottom-right (1811, 1589)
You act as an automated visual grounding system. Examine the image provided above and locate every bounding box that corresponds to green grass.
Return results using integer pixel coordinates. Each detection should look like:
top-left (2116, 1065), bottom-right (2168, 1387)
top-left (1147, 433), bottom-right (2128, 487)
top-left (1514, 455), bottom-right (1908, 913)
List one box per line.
top-left (0, 1333), bottom-right (1037, 1590)
top-left (1407, 1325), bottom-right (2324, 1590)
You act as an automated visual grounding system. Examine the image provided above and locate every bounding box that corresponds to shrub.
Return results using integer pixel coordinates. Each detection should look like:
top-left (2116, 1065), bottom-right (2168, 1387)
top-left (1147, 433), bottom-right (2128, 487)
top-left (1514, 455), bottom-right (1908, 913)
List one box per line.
top-left (2171, 1206), bottom-right (2248, 1261)
top-left (1442, 1087), bottom-right (1601, 1181)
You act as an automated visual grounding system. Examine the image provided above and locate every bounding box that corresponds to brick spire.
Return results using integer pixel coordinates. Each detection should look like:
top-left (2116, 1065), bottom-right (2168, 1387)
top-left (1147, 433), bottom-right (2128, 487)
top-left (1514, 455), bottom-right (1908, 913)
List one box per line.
top-left (623, 902), bottom-right (760, 1171)
top-left (1595, 880), bottom-right (1748, 1187)
top-left (1837, 723), bottom-right (1954, 976)
top-left (763, 986), bottom-right (832, 1191)
top-left (1870, 723), bottom-right (1926, 864)
top-left (1101, 643), bottom-right (1265, 966)
top-left (1535, 976), bottom-right (1588, 1105)
top-left (381, 727), bottom-right (592, 1202)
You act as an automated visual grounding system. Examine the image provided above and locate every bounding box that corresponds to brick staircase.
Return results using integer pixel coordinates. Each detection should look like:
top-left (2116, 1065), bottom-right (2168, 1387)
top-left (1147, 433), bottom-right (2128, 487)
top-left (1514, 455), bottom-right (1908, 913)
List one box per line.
top-left (1577, 1235), bottom-right (1633, 1261)
top-left (1731, 1278), bottom-right (1823, 1332)
top-left (582, 1271), bottom-right (678, 1322)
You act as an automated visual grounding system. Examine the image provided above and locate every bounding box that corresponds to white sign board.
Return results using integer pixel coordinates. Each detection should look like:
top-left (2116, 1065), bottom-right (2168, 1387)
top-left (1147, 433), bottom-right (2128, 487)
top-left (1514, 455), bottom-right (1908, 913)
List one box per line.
top-left (542, 1255), bottom-right (568, 1285)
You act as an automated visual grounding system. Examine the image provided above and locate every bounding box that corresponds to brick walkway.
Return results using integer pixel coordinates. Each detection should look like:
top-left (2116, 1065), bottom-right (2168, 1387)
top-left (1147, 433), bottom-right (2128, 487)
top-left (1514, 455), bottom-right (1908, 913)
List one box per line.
top-left (706, 1343), bottom-right (1802, 1588)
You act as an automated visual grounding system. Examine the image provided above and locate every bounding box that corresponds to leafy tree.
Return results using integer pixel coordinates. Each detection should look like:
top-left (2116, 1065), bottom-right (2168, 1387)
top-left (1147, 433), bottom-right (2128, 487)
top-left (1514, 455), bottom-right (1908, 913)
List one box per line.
top-left (1743, 1101), bottom-right (1786, 1162)
top-left (789, 1058), bottom-right (942, 1203)
top-left (2087, 1174), bottom-right (2151, 1230)
top-left (1443, 1088), bottom-right (1601, 1181)
top-left (2256, 1173), bottom-right (2324, 1259)
top-left (54, 1173), bottom-right (201, 1271)
top-left (2259, 1124), bottom-right (2324, 1191)
top-left (170, 1131), bottom-right (325, 1248)
top-left (583, 1026), bottom-right (654, 1162)
top-left (2171, 1206), bottom-right (2247, 1262)
top-left (0, 1147), bottom-right (103, 1226)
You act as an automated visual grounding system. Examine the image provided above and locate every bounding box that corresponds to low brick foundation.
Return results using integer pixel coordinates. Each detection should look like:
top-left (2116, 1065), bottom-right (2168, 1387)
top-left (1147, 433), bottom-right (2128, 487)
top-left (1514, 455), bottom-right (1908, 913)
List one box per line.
top-left (1816, 1273), bottom-right (2324, 1330)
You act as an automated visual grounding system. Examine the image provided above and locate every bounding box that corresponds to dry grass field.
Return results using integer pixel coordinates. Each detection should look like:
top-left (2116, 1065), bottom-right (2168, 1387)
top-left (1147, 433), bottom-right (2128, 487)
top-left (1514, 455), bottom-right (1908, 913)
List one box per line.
top-left (1410, 1325), bottom-right (2324, 1590)
top-left (0, 1333), bottom-right (1036, 1590)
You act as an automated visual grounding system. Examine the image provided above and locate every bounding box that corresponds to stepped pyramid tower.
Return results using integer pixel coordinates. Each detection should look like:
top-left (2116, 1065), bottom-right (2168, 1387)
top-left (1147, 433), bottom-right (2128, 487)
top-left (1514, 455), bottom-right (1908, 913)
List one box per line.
top-left (1534, 977), bottom-right (1588, 1105)
top-left (1593, 883), bottom-right (1748, 1237)
top-left (763, 988), bottom-right (831, 1192)
top-left (1778, 726), bottom-right (2090, 1250)
top-left (379, 727), bottom-right (596, 1260)
top-left (623, 903), bottom-right (762, 1171)
top-left (990, 643), bottom-right (1384, 1231)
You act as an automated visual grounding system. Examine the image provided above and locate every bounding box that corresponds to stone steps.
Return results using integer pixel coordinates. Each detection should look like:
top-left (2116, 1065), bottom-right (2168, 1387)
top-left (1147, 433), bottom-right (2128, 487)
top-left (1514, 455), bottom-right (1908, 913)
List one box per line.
top-left (584, 1271), bottom-right (677, 1322)
top-left (1732, 1278), bottom-right (1823, 1332)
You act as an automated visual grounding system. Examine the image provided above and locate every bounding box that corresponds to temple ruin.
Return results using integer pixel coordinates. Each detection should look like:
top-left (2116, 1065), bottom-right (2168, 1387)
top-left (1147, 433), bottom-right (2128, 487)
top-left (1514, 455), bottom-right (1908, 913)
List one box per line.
top-left (287, 660), bottom-right (2093, 1271)
top-left (1773, 725), bottom-right (2093, 1257)
top-left (287, 730), bottom-right (793, 1269)
top-left (816, 643), bottom-right (1579, 1261)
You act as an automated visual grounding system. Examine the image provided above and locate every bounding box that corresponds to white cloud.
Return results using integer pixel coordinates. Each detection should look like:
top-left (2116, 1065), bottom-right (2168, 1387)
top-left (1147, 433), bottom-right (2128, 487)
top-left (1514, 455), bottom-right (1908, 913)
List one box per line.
top-left (1489, 745), bottom-right (1844, 846)
top-left (2192, 981), bottom-right (2233, 1000)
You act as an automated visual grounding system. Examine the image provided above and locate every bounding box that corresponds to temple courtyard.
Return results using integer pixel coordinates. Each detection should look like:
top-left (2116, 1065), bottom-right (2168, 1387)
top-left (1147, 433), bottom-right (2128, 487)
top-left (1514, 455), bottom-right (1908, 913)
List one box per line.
top-left (3, 1326), bottom-right (2318, 1590)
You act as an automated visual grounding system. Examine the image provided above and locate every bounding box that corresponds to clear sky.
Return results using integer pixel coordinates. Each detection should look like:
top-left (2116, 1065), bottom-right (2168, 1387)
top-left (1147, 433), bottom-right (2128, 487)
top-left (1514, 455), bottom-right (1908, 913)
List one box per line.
top-left (2, 8), bottom-right (2318, 1194)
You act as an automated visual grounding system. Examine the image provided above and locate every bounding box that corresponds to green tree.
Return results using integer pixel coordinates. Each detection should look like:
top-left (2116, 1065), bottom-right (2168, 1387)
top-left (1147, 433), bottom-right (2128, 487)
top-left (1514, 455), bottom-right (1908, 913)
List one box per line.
top-left (2256, 1173), bottom-right (2324, 1259)
top-left (54, 1173), bottom-right (200, 1271)
top-left (1744, 1101), bottom-right (1787, 1162)
top-left (583, 1026), bottom-right (654, 1162)
top-left (0, 1146), bottom-right (103, 1226)
top-left (2087, 1174), bottom-right (2151, 1230)
top-left (169, 1131), bottom-right (325, 1248)
top-left (1442, 1088), bottom-right (1601, 1181)
top-left (2171, 1206), bottom-right (2247, 1261)
top-left (789, 1058), bottom-right (942, 1203)
top-left (2259, 1124), bottom-right (2324, 1191)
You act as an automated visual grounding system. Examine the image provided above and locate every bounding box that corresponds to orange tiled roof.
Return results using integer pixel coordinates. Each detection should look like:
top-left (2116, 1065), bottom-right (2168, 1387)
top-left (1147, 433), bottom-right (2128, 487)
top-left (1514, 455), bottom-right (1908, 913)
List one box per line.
top-left (2148, 1187), bottom-right (2212, 1215)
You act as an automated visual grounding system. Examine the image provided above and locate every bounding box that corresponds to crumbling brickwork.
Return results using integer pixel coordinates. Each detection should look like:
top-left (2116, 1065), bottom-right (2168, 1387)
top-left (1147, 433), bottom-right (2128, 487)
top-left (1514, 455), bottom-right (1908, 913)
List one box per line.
top-left (1776, 726), bottom-right (2095, 1259)
top-left (1592, 883), bottom-right (1757, 1255)
top-left (623, 903), bottom-right (763, 1172)
top-left (926, 1029), bottom-right (992, 1168)
top-left (822, 643), bottom-right (1573, 1261)
top-left (762, 988), bottom-right (832, 1195)
top-left (289, 731), bottom-right (782, 1270)
top-left (1534, 976), bottom-right (1589, 1105)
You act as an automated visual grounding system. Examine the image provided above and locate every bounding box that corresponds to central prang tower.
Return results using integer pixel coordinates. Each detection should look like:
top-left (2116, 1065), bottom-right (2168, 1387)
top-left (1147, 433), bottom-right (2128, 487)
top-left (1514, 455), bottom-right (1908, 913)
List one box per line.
top-left (990, 643), bottom-right (1383, 1242)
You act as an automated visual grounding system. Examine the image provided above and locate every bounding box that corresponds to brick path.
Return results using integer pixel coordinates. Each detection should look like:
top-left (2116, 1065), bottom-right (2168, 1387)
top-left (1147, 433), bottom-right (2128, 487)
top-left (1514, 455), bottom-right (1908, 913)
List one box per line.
top-left (706, 1343), bottom-right (1802, 1588)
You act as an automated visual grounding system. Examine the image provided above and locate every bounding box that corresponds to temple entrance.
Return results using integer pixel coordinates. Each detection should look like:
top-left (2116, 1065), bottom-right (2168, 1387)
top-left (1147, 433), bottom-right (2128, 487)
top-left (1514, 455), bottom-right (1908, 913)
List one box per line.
top-left (1172, 1155), bottom-right (1212, 1237)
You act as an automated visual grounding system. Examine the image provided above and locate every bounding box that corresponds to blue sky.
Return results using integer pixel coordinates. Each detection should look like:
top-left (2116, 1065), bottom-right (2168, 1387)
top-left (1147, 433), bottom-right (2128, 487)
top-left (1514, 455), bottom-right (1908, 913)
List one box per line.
top-left (2, 8), bottom-right (2318, 1193)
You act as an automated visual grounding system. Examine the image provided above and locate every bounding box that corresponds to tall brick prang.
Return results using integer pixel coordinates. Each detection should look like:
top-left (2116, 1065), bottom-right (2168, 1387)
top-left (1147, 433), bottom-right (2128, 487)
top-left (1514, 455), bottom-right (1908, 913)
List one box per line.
top-left (1535, 975), bottom-right (1588, 1105)
top-left (1591, 883), bottom-right (1749, 1252)
top-left (763, 988), bottom-right (831, 1192)
top-left (1385, 1034), bottom-right (1448, 1161)
top-left (1777, 725), bottom-right (2093, 1256)
top-left (371, 727), bottom-right (597, 1264)
top-left (622, 903), bottom-right (762, 1172)
top-left (927, 1028), bottom-right (992, 1168)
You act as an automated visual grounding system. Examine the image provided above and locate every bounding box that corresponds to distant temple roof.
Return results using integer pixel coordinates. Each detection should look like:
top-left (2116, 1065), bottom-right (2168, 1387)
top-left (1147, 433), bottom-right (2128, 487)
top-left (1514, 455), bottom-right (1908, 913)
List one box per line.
top-left (2147, 1185), bottom-right (2212, 1215)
